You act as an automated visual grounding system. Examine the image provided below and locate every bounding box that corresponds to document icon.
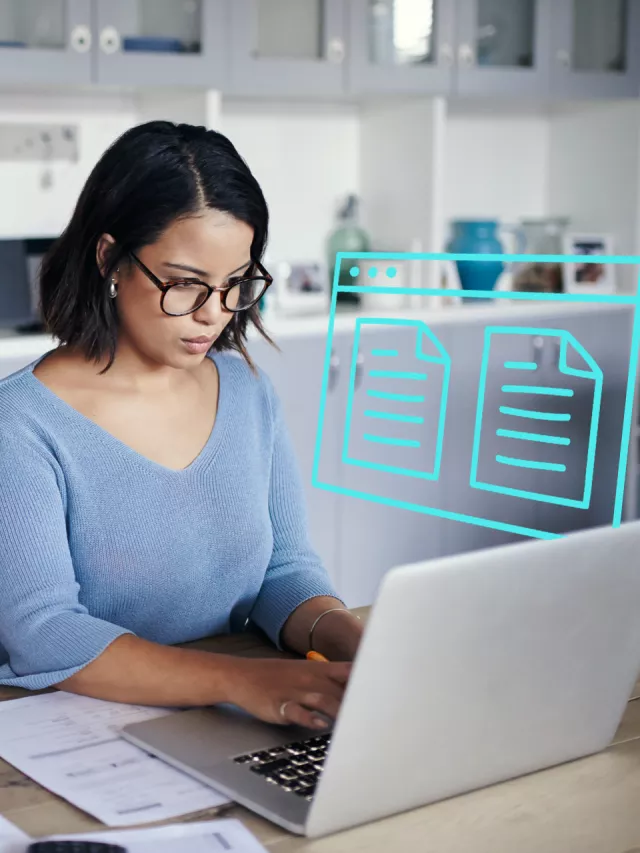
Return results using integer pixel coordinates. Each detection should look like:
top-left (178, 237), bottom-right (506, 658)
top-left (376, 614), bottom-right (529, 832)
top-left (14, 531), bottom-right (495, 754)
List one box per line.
top-left (470, 326), bottom-right (603, 508)
top-left (342, 318), bottom-right (450, 480)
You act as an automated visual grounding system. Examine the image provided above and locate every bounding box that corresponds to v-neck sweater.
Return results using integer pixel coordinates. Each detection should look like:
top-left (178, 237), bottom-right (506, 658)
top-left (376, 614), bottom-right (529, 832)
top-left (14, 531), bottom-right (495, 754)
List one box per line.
top-left (0, 348), bottom-right (338, 690)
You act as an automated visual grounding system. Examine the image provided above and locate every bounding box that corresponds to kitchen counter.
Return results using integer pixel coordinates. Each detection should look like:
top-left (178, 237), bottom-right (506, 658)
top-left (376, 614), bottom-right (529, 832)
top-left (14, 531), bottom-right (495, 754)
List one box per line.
top-left (0, 297), bottom-right (633, 361)
top-left (1, 609), bottom-right (640, 852)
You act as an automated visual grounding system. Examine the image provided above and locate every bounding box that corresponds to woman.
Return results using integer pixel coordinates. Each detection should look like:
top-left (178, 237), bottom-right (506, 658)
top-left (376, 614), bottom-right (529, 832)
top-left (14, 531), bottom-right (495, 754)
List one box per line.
top-left (0, 121), bottom-right (362, 731)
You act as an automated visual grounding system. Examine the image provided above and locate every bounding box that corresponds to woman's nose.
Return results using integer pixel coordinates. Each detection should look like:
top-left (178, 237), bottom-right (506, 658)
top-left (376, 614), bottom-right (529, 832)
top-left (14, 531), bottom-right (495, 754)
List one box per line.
top-left (195, 290), bottom-right (224, 323)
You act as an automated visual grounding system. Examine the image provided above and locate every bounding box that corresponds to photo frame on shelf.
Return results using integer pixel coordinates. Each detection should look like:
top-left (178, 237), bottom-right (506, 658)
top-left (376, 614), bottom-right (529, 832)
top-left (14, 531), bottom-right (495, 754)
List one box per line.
top-left (562, 233), bottom-right (616, 294)
top-left (273, 260), bottom-right (330, 316)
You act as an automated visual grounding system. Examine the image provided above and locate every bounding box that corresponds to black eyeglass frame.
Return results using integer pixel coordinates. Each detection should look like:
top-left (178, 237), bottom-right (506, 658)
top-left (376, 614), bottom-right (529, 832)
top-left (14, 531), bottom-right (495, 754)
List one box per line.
top-left (128, 251), bottom-right (273, 316)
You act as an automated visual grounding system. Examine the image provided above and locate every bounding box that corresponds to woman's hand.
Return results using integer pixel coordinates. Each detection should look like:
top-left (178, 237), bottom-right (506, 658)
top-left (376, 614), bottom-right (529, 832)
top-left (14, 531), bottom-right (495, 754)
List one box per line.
top-left (220, 657), bottom-right (352, 729)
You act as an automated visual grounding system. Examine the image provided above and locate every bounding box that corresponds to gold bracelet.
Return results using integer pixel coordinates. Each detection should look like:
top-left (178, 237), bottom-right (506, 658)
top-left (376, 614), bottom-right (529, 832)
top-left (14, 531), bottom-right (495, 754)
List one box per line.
top-left (308, 607), bottom-right (360, 653)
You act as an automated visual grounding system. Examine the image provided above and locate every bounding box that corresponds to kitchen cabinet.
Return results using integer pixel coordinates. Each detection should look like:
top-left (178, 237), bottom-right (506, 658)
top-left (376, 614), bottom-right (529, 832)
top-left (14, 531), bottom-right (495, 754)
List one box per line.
top-left (454, 0), bottom-right (552, 96)
top-left (227, 0), bottom-right (347, 97)
top-left (94, 0), bottom-right (226, 87)
top-left (0, 0), bottom-right (92, 86)
top-left (247, 331), bottom-right (346, 589)
top-left (326, 322), bottom-right (448, 608)
top-left (550, 0), bottom-right (640, 99)
top-left (441, 305), bottom-right (634, 556)
top-left (347, 0), bottom-right (640, 100)
top-left (530, 306), bottom-right (634, 535)
top-left (347, 0), bottom-right (455, 96)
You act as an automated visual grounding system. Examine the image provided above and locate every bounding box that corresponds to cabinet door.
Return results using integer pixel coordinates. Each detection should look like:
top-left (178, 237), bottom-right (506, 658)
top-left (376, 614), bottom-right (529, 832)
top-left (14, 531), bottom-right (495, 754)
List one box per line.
top-left (532, 307), bottom-right (635, 534)
top-left (550, 0), bottom-right (640, 98)
top-left (347, 0), bottom-right (454, 95)
top-left (454, 0), bottom-right (552, 96)
top-left (246, 332), bottom-right (344, 589)
top-left (330, 323), bottom-right (447, 608)
top-left (0, 0), bottom-right (91, 85)
top-left (228, 0), bottom-right (346, 97)
top-left (95, 0), bottom-right (226, 87)
top-left (440, 319), bottom-right (546, 557)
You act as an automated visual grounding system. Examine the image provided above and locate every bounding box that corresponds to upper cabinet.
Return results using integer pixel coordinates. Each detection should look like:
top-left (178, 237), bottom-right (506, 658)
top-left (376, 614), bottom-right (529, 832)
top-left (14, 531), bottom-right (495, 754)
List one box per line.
top-left (94, 0), bottom-right (226, 87)
top-left (550, 0), bottom-right (640, 99)
top-left (0, 0), bottom-right (92, 86)
top-left (227, 0), bottom-right (346, 97)
top-left (345, 0), bottom-right (640, 99)
top-left (0, 0), bottom-right (637, 100)
top-left (454, 0), bottom-right (551, 96)
top-left (347, 0), bottom-right (455, 95)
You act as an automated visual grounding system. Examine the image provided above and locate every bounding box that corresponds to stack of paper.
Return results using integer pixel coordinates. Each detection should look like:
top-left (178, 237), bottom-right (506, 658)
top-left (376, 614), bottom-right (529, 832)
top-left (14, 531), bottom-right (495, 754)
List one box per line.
top-left (0, 693), bottom-right (230, 826)
top-left (0, 815), bottom-right (30, 853)
top-left (38, 818), bottom-right (268, 852)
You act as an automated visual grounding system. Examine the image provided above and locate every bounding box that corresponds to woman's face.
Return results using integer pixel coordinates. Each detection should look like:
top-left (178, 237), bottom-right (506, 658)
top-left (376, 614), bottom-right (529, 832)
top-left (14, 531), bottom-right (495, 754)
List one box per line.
top-left (101, 208), bottom-right (254, 369)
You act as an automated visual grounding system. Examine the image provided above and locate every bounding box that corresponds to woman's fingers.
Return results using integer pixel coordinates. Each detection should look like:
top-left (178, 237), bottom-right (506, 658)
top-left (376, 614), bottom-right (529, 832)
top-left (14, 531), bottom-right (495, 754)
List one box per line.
top-left (325, 662), bottom-right (352, 685)
top-left (280, 700), bottom-right (331, 730)
top-left (300, 691), bottom-right (341, 721)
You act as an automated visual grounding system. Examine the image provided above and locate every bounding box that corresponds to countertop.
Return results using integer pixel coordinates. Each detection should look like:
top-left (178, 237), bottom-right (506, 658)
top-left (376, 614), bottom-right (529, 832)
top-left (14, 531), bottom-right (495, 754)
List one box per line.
top-left (0, 298), bottom-right (633, 360)
top-left (1, 609), bottom-right (640, 853)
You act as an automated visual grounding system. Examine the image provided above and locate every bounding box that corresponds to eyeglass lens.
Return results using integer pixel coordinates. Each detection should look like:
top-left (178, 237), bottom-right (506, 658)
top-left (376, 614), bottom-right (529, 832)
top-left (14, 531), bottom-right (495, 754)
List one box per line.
top-left (162, 278), bottom-right (269, 316)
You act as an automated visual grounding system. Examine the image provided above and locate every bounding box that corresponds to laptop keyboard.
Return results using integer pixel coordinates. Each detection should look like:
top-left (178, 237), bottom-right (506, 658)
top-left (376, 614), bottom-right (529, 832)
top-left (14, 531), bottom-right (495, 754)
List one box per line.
top-left (233, 732), bottom-right (332, 801)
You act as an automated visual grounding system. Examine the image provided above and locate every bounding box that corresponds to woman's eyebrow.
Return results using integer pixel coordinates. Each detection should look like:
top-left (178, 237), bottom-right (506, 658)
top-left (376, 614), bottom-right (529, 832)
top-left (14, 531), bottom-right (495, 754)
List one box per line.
top-left (162, 260), bottom-right (252, 278)
top-left (162, 262), bottom-right (209, 277)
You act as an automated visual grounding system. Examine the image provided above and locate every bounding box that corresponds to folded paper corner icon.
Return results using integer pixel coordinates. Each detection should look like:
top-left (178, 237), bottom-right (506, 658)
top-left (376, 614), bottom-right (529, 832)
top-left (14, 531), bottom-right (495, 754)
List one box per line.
top-left (469, 325), bottom-right (603, 509)
top-left (341, 317), bottom-right (451, 481)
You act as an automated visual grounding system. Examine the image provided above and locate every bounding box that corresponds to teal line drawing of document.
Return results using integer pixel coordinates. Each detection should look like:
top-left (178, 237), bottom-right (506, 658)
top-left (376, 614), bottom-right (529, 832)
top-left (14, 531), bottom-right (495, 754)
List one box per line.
top-left (470, 326), bottom-right (603, 508)
top-left (342, 318), bottom-right (450, 480)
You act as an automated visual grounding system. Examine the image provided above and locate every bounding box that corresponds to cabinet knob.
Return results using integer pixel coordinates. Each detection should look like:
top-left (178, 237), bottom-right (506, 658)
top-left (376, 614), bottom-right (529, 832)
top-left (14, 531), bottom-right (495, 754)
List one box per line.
top-left (440, 43), bottom-right (454, 68)
top-left (327, 37), bottom-right (345, 64)
top-left (100, 26), bottom-right (121, 55)
top-left (328, 350), bottom-right (340, 391)
top-left (532, 335), bottom-right (544, 366)
top-left (458, 43), bottom-right (475, 67)
top-left (355, 352), bottom-right (365, 389)
top-left (556, 49), bottom-right (571, 68)
top-left (70, 24), bottom-right (92, 54)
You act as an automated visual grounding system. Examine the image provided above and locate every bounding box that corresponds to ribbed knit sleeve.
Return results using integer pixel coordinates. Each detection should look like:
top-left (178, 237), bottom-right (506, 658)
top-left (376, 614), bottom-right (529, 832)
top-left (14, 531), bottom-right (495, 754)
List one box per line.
top-left (0, 438), bottom-right (134, 690)
top-left (248, 376), bottom-right (341, 649)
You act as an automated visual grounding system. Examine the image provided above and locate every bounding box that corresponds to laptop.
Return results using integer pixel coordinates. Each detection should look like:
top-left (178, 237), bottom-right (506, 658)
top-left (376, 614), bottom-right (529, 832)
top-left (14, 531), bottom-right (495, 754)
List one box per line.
top-left (121, 521), bottom-right (640, 838)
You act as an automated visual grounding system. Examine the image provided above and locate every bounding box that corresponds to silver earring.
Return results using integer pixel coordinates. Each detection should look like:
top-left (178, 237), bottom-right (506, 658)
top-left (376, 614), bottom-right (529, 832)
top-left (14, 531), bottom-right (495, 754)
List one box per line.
top-left (108, 278), bottom-right (117, 299)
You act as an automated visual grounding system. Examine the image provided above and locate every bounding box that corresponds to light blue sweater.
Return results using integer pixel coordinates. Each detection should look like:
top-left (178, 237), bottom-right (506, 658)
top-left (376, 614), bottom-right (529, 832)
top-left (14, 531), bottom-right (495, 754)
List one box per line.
top-left (0, 348), bottom-right (338, 690)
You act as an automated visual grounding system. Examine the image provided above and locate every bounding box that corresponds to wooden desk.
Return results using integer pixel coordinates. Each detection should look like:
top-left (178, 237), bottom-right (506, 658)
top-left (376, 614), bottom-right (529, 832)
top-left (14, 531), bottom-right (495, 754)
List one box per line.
top-left (1, 608), bottom-right (640, 853)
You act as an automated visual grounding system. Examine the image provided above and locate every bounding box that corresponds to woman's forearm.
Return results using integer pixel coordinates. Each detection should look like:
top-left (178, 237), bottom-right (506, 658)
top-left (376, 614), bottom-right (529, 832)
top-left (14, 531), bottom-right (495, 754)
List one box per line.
top-left (280, 595), bottom-right (364, 662)
top-left (56, 634), bottom-right (238, 707)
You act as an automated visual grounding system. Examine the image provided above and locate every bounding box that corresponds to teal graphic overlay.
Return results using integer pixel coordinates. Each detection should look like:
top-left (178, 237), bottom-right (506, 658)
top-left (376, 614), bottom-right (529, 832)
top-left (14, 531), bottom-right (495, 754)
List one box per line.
top-left (470, 326), bottom-right (603, 508)
top-left (342, 318), bottom-right (450, 481)
top-left (312, 252), bottom-right (640, 540)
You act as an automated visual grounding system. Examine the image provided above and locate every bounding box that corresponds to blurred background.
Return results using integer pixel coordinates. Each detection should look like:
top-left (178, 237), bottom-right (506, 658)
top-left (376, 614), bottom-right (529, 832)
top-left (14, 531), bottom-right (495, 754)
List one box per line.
top-left (1, 0), bottom-right (639, 607)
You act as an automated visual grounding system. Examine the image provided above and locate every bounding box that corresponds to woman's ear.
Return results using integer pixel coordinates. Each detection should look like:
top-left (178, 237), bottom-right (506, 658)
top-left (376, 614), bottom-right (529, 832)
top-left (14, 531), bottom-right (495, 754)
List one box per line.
top-left (96, 234), bottom-right (117, 278)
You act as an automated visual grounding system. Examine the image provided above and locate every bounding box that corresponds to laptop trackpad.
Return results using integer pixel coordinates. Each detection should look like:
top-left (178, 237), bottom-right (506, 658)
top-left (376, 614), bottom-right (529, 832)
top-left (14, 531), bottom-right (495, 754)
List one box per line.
top-left (123, 704), bottom-right (319, 772)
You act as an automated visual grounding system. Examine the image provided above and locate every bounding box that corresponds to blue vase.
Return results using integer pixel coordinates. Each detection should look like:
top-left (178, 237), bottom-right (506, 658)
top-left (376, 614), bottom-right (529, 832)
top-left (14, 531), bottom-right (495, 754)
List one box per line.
top-left (446, 220), bottom-right (505, 293)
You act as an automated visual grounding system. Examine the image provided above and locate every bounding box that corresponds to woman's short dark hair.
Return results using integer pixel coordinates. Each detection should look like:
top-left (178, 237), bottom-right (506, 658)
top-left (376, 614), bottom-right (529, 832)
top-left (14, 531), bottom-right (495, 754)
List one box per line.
top-left (39, 120), bottom-right (275, 373)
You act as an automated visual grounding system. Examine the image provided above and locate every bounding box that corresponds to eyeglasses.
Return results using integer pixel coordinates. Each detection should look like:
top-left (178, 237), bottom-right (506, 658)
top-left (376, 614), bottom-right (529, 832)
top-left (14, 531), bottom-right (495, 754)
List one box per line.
top-left (128, 252), bottom-right (273, 317)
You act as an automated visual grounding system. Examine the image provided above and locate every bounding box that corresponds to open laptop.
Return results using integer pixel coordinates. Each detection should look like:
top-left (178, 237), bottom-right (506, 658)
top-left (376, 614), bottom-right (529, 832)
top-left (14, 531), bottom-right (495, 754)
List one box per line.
top-left (121, 521), bottom-right (640, 838)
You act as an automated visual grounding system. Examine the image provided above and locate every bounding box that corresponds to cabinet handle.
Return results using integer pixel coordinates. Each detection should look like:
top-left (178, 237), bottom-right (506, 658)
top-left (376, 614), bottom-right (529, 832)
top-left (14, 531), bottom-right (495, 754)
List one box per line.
top-left (532, 335), bottom-right (544, 366)
top-left (100, 26), bottom-right (121, 55)
top-left (458, 43), bottom-right (475, 67)
top-left (556, 49), bottom-right (571, 68)
top-left (70, 24), bottom-right (92, 53)
top-left (354, 352), bottom-right (365, 389)
top-left (439, 42), bottom-right (454, 68)
top-left (328, 349), bottom-right (340, 391)
top-left (327, 37), bottom-right (345, 64)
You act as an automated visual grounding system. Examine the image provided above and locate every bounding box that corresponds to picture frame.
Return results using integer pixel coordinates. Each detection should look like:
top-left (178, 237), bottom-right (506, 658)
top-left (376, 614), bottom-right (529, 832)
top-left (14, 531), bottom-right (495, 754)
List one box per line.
top-left (273, 260), bottom-right (330, 315)
top-left (562, 233), bottom-right (616, 294)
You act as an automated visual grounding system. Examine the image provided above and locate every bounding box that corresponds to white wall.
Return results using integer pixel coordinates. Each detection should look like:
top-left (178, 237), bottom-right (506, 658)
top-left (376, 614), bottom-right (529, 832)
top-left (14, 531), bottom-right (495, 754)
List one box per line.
top-left (0, 91), bottom-right (138, 238)
top-left (219, 100), bottom-right (360, 264)
top-left (547, 100), bottom-right (640, 292)
top-left (444, 109), bottom-right (550, 236)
